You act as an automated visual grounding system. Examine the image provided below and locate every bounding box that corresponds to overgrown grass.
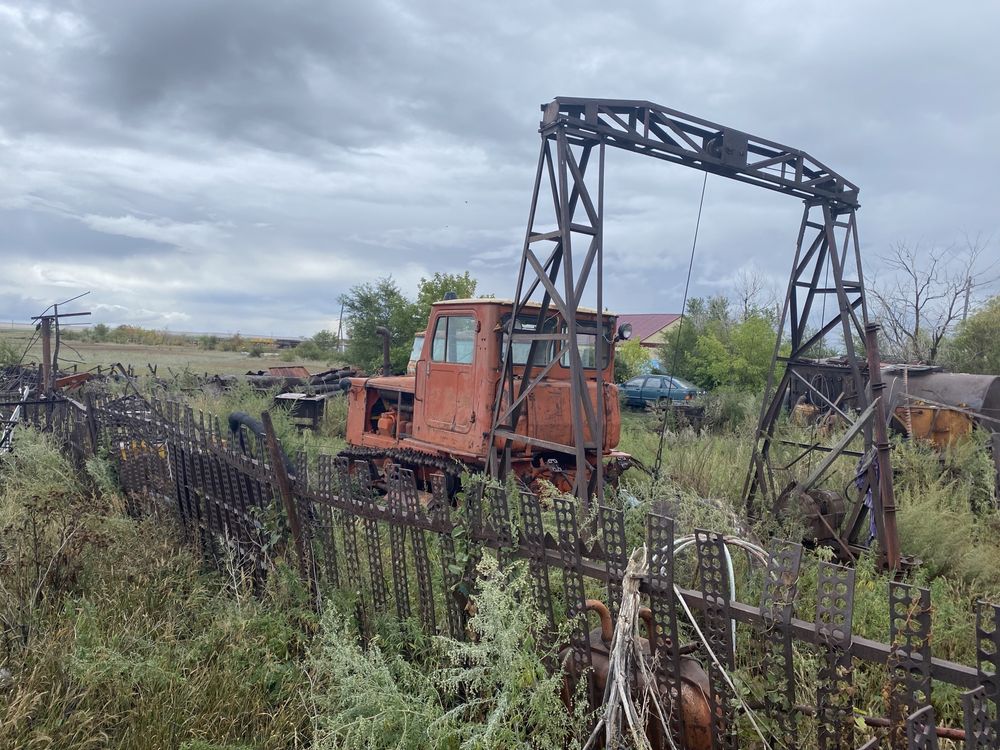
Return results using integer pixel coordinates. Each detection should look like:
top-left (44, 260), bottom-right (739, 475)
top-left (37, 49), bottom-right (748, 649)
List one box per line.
top-left (1, 427), bottom-right (586, 750)
top-left (6, 375), bottom-right (1000, 747)
top-left (175, 380), bottom-right (348, 466)
top-left (618, 403), bottom-right (999, 731)
top-left (0, 429), bottom-right (314, 750)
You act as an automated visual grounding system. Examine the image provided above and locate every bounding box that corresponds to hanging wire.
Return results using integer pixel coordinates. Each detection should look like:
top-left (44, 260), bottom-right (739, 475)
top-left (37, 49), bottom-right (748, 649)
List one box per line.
top-left (652, 172), bottom-right (708, 481)
top-left (15, 327), bottom-right (40, 367)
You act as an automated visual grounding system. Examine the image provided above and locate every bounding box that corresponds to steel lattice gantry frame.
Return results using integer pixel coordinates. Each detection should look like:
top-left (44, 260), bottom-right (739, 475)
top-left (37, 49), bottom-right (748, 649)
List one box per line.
top-left (490, 98), bottom-right (897, 565)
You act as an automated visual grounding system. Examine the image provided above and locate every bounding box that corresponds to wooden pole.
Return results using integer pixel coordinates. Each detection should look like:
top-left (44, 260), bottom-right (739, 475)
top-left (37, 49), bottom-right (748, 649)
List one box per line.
top-left (52, 304), bottom-right (61, 379)
top-left (261, 410), bottom-right (310, 586)
top-left (40, 317), bottom-right (52, 395)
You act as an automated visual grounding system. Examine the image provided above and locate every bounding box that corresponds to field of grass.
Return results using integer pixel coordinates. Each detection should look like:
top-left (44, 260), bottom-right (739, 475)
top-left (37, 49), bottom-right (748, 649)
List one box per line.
top-left (0, 328), bottom-right (338, 377)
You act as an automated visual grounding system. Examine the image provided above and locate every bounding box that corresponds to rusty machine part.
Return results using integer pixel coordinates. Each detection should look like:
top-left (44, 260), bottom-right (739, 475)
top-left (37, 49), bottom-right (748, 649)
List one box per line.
top-left (883, 367), bottom-right (1000, 447)
top-left (559, 599), bottom-right (712, 750)
top-left (882, 368), bottom-right (1000, 426)
top-left (893, 402), bottom-right (974, 449)
top-left (775, 483), bottom-right (847, 545)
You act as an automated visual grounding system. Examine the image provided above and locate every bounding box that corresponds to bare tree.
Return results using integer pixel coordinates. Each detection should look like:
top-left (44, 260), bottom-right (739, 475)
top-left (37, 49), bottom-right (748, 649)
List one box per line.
top-left (733, 268), bottom-right (778, 322)
top-left (870, 235), bottom-right (996, 363)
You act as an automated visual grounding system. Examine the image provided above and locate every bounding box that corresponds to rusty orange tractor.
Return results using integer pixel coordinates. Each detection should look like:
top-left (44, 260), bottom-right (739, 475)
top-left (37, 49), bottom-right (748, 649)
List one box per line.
top-left (341, 298), bottom-right (637, 495)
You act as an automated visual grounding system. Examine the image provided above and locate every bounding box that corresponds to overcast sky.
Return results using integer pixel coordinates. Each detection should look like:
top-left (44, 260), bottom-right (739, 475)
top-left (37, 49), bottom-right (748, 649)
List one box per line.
top-left (1, 1), bottom-right (997, 336)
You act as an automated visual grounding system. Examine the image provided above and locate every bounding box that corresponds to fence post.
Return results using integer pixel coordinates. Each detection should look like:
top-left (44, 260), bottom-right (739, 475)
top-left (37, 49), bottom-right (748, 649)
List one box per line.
top-left (261, 411), bottom-right (310, 588)
top-left (84, 392), bottom-right (99, 456)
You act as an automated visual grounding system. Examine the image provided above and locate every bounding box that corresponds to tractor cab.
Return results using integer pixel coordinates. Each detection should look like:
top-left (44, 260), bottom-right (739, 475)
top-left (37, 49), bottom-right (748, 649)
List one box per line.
top-left (343, 299), bottom-right (628, 491)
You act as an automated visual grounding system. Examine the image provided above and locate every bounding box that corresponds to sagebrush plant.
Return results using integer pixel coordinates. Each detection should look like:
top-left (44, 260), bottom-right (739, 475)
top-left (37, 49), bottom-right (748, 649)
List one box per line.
top-left (892, 432), bottom-right (1000, 593)
top-left (435, 556), bottom-right (583, 749)
top-left (311, 557), bottom-right (582, 750)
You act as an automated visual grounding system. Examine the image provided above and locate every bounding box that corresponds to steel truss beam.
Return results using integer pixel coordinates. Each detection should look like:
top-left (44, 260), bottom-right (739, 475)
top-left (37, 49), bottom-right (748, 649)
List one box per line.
top-left (488, 128), bottom-right (607, 503)
top-left (748, 202), bottom-right (870, 493)
top-left (491, 99), bottom-right (896, 567)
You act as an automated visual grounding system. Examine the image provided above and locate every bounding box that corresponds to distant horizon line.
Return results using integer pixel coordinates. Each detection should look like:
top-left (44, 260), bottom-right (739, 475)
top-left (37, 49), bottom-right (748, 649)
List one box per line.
top-left (0, 320), bottom-right (311, 341)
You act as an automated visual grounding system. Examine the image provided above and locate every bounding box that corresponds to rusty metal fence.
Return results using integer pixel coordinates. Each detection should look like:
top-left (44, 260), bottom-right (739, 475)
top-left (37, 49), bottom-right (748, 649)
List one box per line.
top-left (18, 394), bottom-right (1000, 749)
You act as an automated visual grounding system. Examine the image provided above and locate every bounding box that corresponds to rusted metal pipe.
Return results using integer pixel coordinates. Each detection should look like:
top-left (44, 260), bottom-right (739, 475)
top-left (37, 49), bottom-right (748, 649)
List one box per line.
top-left (791, 704), bottom-right (965, 741)
top-left (865, 323), bottom-right (901, 571)
top-left (375, 326), bottom-right (392, 376)
top-left (584, 598), bottom-right (614, 644)
top-left (638, 605), bottom-right (656, 653)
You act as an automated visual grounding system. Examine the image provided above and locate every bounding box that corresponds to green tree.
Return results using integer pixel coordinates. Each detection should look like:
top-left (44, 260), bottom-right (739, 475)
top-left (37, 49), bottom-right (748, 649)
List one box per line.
top-left (945, 295), bottom-right (1000, 374)
top-left (656, 295), bottom-right (731, 382)
top-left (692, 332), bottom-right (730, 388)
top-left (415, 271), bottom-right (478, 319)
top-left (311, 329), bottom-right (340, 354)
top-left (726, 314), bottom-right (776, 388)
top-left (614, 338), bottom-right (651, 382)
top-left (91, 323), bottom-right (109, 342)
top-left (656, 294), bottom-right (783, 391)
top-left (340, 277), bottom-right (422, 374)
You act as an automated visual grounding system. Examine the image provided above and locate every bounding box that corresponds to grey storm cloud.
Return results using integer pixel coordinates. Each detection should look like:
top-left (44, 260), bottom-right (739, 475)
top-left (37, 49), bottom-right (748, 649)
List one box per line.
top-left (1, 0), bottom-right (998, 335)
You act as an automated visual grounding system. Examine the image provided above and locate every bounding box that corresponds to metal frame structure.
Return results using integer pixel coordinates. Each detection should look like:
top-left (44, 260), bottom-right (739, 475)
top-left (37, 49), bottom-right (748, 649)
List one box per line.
top-left (490, 97), bottom-right (896, 565)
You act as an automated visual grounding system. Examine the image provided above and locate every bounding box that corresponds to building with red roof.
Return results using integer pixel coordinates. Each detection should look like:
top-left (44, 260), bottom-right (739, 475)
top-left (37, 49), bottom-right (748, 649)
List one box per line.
top-left (614, 313), bottom-right (682, 349)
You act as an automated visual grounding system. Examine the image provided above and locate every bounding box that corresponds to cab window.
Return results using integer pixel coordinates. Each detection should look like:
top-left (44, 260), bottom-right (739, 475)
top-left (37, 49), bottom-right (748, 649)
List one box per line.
top-left (559, 322), bottom-right (612, 370)
top-left (409, 333), bottom-right (425, 362)
top-left (501, 312), bottom-right (558, 366)
top-left (431, 315), bottom-right (476, 364)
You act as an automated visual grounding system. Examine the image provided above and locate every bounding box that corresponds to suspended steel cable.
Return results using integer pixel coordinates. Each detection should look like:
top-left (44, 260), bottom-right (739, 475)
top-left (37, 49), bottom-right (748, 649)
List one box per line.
top-left (652, 172), bottom-right (708, 481)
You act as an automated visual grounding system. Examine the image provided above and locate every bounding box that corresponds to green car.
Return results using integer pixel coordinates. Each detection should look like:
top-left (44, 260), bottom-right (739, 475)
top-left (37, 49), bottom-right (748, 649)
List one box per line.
top-left (620, 374), bottom-right (704, 407)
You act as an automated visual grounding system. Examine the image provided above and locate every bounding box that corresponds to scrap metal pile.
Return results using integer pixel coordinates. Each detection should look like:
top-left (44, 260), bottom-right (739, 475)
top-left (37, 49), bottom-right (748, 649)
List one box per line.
top-left (244, 365), bottom-right (356, 394)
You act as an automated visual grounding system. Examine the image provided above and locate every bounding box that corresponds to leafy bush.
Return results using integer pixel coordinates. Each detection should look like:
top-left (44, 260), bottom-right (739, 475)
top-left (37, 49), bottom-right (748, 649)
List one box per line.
top-left (701, 387), bottom-right (759, 432)
top-left (614, 338), bottom-right (651, 382)
top-left (291, 340), bottom-right (324, 360)
top-left (892, 432), bottom-right (1000, 590)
